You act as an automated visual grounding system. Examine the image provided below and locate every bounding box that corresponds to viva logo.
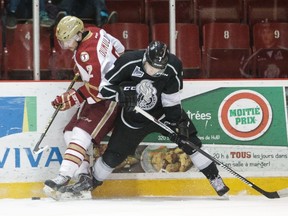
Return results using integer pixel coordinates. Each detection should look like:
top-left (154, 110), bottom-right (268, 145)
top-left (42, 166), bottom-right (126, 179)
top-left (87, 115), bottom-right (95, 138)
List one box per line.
top-left (0, 147), bottom-right (62, 168)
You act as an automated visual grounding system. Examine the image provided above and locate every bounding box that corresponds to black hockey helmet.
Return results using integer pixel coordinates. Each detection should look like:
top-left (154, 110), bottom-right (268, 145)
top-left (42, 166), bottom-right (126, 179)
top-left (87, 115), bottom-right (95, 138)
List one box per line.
top-left (145, 41), bottom-right (169, 69)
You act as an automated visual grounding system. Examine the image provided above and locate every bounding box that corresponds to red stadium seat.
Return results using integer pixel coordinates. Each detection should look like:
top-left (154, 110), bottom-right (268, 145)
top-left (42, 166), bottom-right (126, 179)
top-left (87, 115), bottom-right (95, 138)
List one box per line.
top-left (151, 23), bottom-right (202, 78)
top-left (253, 22), bottom-right (288, 50)
top-left (145, 0), bottom-right (195, 26)
top-left (242, 22), bottom-right (288, 78)
top-left (202, 23), bottom-right (251, 78)
top-left (103, 23), bottom-right (149, 51)
top-left (106, 0), bottom-right (145, 23)
top-left (3, 24), bottom-right (52, 80)
top-left (245, 0), bottom-right (288, 27)
top-left (195, 0), bottom-right (244, 43)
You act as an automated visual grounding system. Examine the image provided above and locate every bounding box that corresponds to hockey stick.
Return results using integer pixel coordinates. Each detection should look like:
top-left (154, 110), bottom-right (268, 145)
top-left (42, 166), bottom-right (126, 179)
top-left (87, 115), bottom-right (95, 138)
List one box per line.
top-left (134, 106), bottom-right (288, 199)
top-left (33, 74), bottom-right (79, 154)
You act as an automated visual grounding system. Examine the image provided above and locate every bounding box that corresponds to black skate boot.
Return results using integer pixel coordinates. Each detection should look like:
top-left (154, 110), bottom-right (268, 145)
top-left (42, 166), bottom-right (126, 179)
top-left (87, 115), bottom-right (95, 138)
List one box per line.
top-left (43, 174), bottom-right (70, 200)
top-left (200, 162), bottom-right (230, 197)
top-left (61, 173), bottom-right (103, 199)
top-left (209, 175), bottom-right (230, 196)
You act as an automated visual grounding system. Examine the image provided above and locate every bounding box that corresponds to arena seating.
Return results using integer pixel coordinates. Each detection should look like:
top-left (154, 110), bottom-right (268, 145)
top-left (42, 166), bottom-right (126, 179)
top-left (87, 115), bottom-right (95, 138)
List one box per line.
top-left (202, 22), bottom-right (251, 78)
top-left (2, 24), bottom-right (52, 80)
top-left (103, 23), bottom-right (149, 51)
top-left (253, 22), bottom-right (288, 50)
top-left (195, 0), bottom-right (244, 43)
top-left (249, 22), bottom-right (288, 78)
top-left (196, 0), bottom-right (244, 27)
top-left (106, 0), bottom-right (146, 23)
top-left (245, 0), bottom-right (288, 27)
top-left (1, 0), bottom-right (288, 80)
top-left (145, 0), bottom-right (195, 26)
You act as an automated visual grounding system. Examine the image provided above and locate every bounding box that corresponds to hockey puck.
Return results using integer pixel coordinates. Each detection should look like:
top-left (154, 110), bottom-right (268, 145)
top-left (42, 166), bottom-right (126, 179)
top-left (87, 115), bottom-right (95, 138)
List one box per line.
top-left (31, 197), bottom-right (41, 200)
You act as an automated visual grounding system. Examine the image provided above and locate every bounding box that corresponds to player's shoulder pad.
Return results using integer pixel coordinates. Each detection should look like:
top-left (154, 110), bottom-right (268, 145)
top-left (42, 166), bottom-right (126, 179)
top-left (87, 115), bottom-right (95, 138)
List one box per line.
top-left (168, 53), bottom-right (182, 68)
top-left (166, 53), bottom-right (183, 75)
top-left (115, 50), bottom-right (145, 65)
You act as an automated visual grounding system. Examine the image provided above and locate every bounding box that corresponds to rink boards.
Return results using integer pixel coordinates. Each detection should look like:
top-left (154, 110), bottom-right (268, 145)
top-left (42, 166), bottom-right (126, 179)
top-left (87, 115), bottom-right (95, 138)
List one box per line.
top-left (0, 80), bottom-right (288, 198)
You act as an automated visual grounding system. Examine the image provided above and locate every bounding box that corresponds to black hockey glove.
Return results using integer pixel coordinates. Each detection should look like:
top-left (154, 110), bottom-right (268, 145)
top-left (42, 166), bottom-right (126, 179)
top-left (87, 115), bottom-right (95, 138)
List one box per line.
top-left (165, 118), bottom-right (189, 147)
top-left (118, 82), bottom-right (137, 112)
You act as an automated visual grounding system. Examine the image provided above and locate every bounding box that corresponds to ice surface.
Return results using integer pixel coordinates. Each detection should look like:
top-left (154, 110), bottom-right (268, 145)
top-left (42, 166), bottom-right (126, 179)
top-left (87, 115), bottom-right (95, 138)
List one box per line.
top-left (1, 195), bottom-right (287, 216)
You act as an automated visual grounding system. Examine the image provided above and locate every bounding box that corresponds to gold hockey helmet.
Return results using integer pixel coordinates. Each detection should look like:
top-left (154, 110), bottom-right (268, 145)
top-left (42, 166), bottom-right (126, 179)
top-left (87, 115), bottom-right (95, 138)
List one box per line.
top-left (56, 16), bottom-right (84, 42)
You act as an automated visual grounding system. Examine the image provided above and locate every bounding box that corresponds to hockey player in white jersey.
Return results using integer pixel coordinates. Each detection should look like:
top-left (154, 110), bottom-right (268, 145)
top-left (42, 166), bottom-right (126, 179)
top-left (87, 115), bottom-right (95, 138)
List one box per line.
top-left (43, 16), bottom-right (124, 200)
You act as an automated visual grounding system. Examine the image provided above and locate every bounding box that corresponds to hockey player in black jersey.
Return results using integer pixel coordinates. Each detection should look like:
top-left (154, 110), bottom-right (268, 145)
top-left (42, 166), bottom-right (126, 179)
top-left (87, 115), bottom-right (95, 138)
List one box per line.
top-left (70, 40), bottom-right (230, 197)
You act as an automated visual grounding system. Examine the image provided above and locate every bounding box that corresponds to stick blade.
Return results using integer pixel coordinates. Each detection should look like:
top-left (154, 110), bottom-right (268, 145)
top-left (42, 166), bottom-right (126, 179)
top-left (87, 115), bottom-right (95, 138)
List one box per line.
top-left (33, 145), bottom-right (49, 154)
top-left (277, 188), bottom-right (288, 198)
top-left (264, 191), bottom-right (280, 199)
top-left (263, 188), bottom-right (288, 199)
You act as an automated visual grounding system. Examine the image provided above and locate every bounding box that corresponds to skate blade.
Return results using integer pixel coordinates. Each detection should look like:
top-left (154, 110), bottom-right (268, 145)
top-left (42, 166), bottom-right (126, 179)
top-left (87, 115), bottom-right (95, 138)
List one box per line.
top-left (59, 191), bottom-right (92, 200)
top-left (43, 185), bottom-right (62, 201)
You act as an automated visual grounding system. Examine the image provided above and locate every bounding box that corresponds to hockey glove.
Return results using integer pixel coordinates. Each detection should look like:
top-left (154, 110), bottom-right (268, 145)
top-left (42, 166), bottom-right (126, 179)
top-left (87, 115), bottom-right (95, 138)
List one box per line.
top-left (118, 82), bottom-right (137, 112)
top-left (165, 118), bottom-right (189, 147)
top-left (51, 89), bottom-right (84, 111)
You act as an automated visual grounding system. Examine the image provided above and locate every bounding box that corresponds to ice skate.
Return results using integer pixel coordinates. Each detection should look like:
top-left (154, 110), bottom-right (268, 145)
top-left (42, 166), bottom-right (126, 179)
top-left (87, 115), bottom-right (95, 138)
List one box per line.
top-left (60, 173), bottom-right (103, 200)
top-left (43, 175), bottom-right (70, 200)
top-left (60, 190), bottom-right (92, 200)
top-left (209, 175), bottom-right (230, 196)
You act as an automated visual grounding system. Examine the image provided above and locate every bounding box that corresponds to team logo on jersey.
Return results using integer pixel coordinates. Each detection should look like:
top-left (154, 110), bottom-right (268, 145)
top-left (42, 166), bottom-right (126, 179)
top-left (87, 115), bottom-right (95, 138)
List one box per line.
top-left (136, 79), bottom-right (157, 110)
top-left (80, 52), bottom-right (90, 62)
top-left (132, 66), bottom-right (144, 77)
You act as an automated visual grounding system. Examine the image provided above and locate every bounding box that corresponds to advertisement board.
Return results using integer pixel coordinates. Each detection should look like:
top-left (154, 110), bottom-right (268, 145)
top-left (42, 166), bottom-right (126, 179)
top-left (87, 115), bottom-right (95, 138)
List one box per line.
top-left (0, 80), bottom-right (288, 185)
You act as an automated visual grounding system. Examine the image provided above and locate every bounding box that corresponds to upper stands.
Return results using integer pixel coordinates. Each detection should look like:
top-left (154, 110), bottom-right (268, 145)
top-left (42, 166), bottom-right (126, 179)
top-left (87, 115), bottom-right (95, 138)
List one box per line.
top-left (145, 0), bottom-right (195, 26)
top-left (106, 0), bottom-right (146, 23)
top-left (245, 0), bottom-right (288, 27)
top-left (1, 0), bottom-right (288, 80)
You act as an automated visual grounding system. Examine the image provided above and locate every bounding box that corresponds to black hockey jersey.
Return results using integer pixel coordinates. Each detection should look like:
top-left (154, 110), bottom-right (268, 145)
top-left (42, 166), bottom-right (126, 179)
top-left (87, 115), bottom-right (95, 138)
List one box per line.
top-left (98, 50), bottom-right (184, 128)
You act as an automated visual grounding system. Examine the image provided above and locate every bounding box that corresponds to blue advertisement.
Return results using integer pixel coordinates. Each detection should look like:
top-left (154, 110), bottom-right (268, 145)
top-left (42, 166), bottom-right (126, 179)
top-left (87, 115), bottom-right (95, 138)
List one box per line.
top-left (0, 97), bottom-right (37, 137)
